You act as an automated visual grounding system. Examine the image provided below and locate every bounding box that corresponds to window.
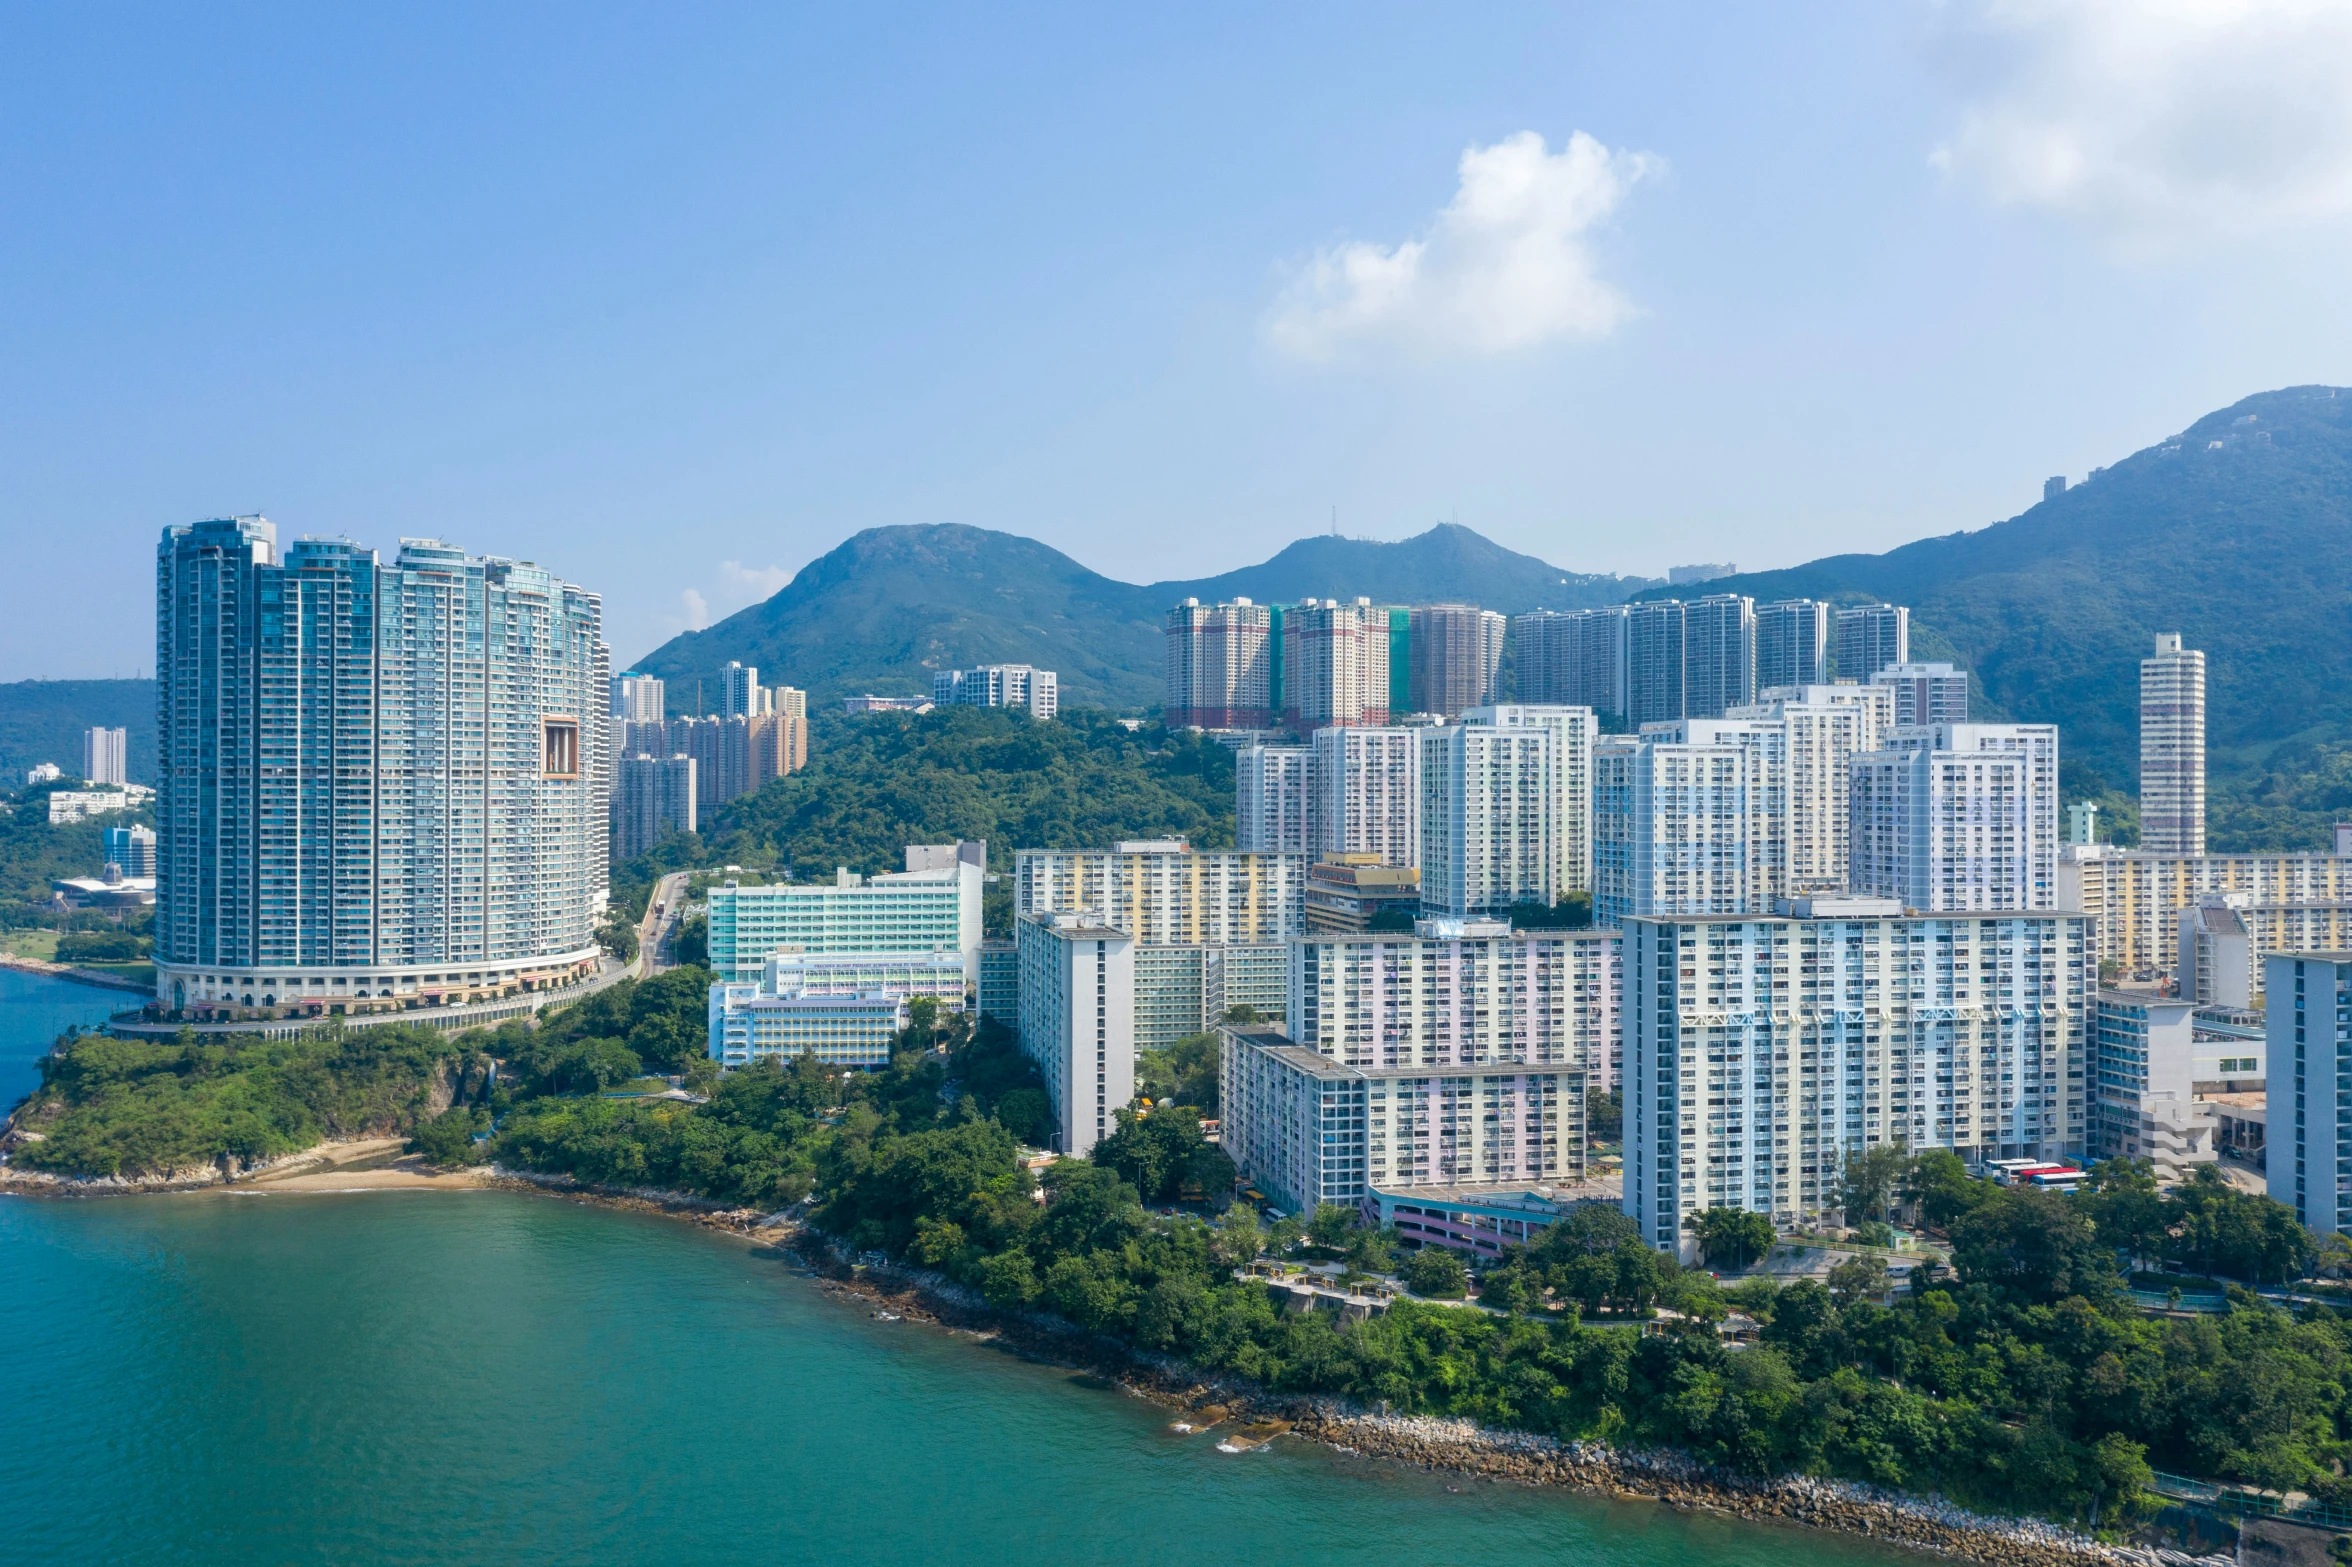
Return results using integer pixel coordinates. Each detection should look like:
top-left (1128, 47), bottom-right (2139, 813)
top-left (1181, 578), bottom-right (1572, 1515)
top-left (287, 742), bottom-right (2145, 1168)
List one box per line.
top-left (542, 719), bottom-right (580, 777)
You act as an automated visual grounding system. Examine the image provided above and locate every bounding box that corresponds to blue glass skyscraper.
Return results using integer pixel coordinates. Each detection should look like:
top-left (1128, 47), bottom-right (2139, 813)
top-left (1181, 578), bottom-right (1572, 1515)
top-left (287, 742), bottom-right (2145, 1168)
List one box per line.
top-left (155, 517), bottom-right (609, 1015)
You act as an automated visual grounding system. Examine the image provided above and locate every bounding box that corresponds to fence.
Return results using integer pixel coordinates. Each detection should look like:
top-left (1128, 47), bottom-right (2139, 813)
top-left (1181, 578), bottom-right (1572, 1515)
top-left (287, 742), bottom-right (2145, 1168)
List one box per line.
top-left (2150, 1470), bottom-right (2352, 1530)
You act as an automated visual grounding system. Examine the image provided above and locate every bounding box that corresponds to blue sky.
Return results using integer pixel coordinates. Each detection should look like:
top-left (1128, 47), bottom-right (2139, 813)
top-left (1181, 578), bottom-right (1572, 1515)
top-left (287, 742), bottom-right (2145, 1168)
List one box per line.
top-left (6, 2), bottom-right (2352, 673)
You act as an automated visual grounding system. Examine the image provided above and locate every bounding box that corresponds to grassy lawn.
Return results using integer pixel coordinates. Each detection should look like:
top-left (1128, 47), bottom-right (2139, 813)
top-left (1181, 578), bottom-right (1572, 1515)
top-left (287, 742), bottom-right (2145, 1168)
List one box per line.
top-left (601, 1076), bottom-right (679, 1097)
top-left (0, 930), bottom-right (60, 961)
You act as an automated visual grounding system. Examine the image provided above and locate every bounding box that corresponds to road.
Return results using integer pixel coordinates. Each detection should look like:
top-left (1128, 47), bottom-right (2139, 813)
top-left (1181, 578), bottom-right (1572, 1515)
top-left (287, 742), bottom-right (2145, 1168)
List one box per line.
top-left (637, 872), bottom-right (690, 976)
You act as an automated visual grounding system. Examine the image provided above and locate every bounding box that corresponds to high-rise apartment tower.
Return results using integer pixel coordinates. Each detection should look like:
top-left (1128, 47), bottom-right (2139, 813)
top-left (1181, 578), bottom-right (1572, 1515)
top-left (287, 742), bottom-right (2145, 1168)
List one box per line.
top-left (1754, 600), bottom-right (1830, 692)
top-left (154, 519), bottom-right (608, 1012)
top-left (1683, 594), bottom-right (1756, 719)
top-left (1164, 598), bottom-right (1273, 729)
top-left (1835, 604), bottom-right (1909, 682)
top-left (1406, 604), bottom-right (1506, 718)
top-left (81, 727), bottom-right (128, 786)
top-left (2140, 633), bottom-right (2206, 856)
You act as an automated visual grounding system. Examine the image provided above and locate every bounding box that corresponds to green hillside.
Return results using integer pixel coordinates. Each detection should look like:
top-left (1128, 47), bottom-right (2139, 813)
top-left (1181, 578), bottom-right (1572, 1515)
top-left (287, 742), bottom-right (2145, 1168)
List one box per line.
top-left (630, 522), bottom-right (1648, 708)
top-left (1156, 522), bottom-right (1648, 617)
top-left (0, 680), bottom-right (156, 786)
top-left (652, 706), bottom-right (1236, 881)
top-left (1646, 386), bottom-right (2352, 851)
top-left (638, 525), bottom-right (1167, 709)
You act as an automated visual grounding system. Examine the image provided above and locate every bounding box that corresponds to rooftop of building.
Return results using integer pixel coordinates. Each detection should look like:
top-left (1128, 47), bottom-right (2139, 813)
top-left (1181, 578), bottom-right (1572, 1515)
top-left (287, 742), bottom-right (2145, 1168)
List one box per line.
top-left (1021, 910), bottom-right (1129, 940)
top-left (1631, 906), bottom-right (2074, 927)
top-left (2061, 843), bottom-right (2352, 863)
top-left (1308, 857), bottom-right (1418, 888)
top-left (2096, 988), bottom-right (2197, 1009)
top-left (1370, 1179), bottom-right (1620, 1214)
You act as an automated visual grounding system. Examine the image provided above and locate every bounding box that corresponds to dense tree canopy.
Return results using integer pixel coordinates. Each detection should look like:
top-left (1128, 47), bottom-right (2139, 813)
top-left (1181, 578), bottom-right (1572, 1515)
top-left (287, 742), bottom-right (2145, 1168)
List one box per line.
top-left (685, 707), bottom-right (1236, 881)
top-left (10, 1023), bottom-right (484, 1176)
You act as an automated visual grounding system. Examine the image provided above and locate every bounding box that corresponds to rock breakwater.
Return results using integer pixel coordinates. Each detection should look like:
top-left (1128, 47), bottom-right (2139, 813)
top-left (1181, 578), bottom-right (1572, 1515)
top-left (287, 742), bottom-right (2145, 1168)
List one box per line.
top-left (1285, 1408), bottom-right (2215, 1567)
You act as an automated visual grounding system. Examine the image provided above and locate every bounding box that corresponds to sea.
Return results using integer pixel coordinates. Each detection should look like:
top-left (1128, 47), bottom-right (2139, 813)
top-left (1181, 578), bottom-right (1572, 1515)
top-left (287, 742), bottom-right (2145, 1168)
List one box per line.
top-left (0, 969), bottom-right (1926, 1566)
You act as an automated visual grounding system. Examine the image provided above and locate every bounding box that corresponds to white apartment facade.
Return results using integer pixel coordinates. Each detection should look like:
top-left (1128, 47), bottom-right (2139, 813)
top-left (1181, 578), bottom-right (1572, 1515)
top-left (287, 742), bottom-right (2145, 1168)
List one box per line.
top-left (2140, 634), bottom-right (2207, 857)
top-left (1850, 723), bottom-right (2058, 913)
top-left (755, 948), bottom-right (971, 1006)
top-left (1130, 941), bottom-right (1289, 1049)
top-left (1870, 662), bottom-right (1969, 727)
top-left (1835, 604), bottom-right (1908, 682)
top-left (1220, 1026), bottom-right (1578, 1212)
top-left (935, 663), bottom-right (1059, 720)
top-left (707, 948), bottom-right (966, 1069)
top-left (1591, 721), bottom-right (1784, 928)
top-left (1419, 724), bottom-right (1557, 916)
top-left (81, 726), bottom-right (127, 786)
top-left (1016, 912), bottom-right (1135, 1156)
top-left (1754, 600), bottom-right (1830, 691)
top-left (1465, 705), bottom-right (1595, 897)
top-left (707, 987), bottom-right (908, 1070)
top-left (1237, 744), bottom-right (1318, 856)
top-left (1623, 902), bottom-right (2091, 1256)
top-left (2090, 991), bottom-right (2213, 1182)
top-left (1314, 725), bottom-right (1419, 869)
top-left (1727, 683), bottom-right (1893, 894)
top-left (1288, 920), bottom-right (1621, 1100)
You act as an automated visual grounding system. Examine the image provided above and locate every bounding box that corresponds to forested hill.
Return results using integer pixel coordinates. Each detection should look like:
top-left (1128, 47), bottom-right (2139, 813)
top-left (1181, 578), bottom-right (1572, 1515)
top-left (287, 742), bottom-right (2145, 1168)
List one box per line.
top-left (671, 707), bottom-right (1236, 880)
top-left (630, 523), bottom-right (1647, 708)
top-left (0, 680), bottom-right (156, 786)
top-left (1654, 386), bottom-right (2352, 844)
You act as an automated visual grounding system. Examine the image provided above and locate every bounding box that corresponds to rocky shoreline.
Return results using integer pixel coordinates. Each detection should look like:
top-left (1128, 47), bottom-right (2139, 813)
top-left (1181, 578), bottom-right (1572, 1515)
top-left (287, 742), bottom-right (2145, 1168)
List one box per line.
top-left (776, 1242), bottom-right (2232, 1567)
top-left (1276, 1408), bottom-right (2228, 1567)
top-left (0, 950), bottom-right (151, 994)
top-left (0, 1163), bottom-right (2242, 1567)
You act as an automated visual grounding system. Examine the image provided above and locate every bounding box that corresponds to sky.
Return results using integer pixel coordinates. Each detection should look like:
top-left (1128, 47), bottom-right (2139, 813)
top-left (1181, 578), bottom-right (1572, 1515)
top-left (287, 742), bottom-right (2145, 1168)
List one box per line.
top-left (6, 1), bottom-right (2352, 674)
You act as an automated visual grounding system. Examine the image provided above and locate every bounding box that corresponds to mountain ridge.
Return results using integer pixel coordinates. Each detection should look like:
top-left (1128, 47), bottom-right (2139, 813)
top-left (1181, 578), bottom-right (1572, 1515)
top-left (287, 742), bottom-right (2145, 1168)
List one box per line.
top-left (14, 384), bottom-right (2352, 851)
top-left (1638, 384), bottom-right (2352, 785)
top-left (633, 522), bottom-right (1655, 707)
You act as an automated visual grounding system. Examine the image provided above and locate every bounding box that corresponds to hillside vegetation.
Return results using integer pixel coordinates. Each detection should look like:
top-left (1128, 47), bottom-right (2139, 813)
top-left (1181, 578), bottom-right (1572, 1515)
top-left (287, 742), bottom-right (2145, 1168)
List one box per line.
top-left (0, 679), bottom-right (156, 788)
top-left (6, 1025), bottom-right (484, 1177)
top-left (640, 707), bottom-right (1237, 881)
top-left (1666, 387), bottom-right (2352, 848)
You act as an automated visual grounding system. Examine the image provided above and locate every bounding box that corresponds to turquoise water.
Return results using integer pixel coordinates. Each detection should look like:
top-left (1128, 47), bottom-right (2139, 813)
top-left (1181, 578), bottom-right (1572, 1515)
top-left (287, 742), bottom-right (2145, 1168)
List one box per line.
top-left (0, 967), bottom-right (126, 1110)
top-left (0, 988), bottom-right (1926, 1566)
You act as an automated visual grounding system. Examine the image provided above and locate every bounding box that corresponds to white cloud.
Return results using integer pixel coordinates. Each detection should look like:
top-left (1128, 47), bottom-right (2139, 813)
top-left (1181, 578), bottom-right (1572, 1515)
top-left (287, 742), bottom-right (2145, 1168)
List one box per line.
top-left (1263, 130), bottom-right (1661, 361)
top-left (661, 561), bottom-right (793, 640)
top-left (1929, 0), bottom-right (2352, 242)
top-left (719, 560), bottom-right (792, 600)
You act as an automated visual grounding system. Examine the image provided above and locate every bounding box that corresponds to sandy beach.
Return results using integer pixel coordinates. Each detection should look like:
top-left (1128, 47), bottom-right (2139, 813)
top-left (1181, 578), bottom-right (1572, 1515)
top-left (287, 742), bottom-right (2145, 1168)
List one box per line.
top-left (0, 1135), bottom-right (494, 1195)
top-left (219, 1137), bottom-right (490, 1193)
